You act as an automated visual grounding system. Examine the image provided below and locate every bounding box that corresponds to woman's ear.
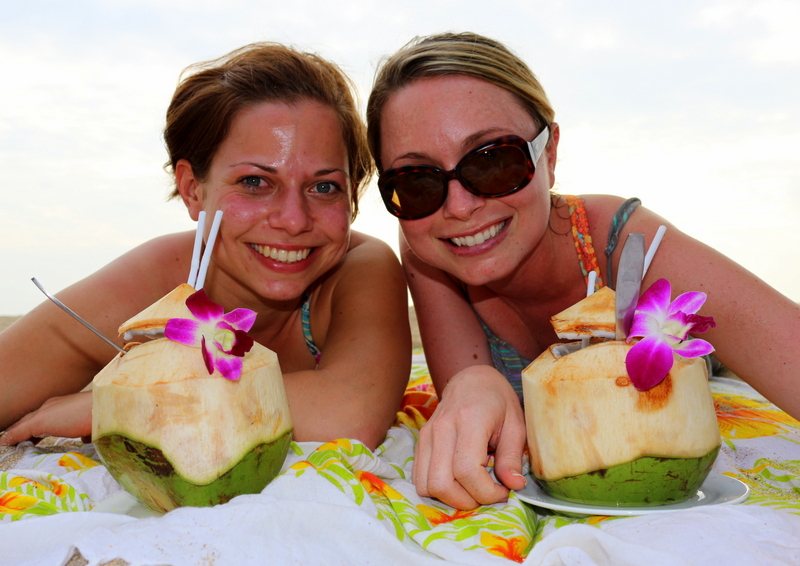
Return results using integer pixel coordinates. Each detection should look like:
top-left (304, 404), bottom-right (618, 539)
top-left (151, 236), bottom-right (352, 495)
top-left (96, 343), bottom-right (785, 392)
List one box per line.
top-left (175, 159), bottom-right (204, 221)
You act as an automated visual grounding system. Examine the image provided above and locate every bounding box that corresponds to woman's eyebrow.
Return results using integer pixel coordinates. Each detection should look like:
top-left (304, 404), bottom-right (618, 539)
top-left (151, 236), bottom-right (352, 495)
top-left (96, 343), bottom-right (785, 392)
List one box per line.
top-left (461, 128), bottom-right (506, 149)
top-left (392, 128), bottom-right (509, 163)
top-left (231, 162), bottom-right (278, 173)
top-left (314, 167), bottom-right (347, 176)
top-left (231, 163), bottom-right (347, 177)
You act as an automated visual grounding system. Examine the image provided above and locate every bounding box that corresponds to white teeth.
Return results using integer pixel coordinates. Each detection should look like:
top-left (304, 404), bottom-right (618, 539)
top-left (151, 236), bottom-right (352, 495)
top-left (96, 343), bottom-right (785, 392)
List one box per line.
top-left (450, 221), bottom-right (505, 247)
top-left (250, 244), bottom-right (311, 263)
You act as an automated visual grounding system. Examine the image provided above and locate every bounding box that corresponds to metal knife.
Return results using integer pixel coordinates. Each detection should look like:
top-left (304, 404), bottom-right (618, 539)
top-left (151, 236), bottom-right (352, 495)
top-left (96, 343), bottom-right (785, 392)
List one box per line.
top-left (615, 233), bottom-right (645, 340)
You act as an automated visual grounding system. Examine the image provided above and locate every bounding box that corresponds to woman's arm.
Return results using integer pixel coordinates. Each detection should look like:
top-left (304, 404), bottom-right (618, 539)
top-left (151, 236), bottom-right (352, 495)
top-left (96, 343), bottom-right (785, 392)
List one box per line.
top-left (280, 232), bottom-right (412, 450)
top-left (400, 231), bottom-right (527, 510)
top-left (0, 233), bottom-right (192, 434)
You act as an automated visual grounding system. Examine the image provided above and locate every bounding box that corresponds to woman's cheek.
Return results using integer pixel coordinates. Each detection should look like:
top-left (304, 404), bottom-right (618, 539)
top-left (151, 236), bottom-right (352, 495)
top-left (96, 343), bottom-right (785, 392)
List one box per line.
top-left (400, 220), bottom-right (440, 263)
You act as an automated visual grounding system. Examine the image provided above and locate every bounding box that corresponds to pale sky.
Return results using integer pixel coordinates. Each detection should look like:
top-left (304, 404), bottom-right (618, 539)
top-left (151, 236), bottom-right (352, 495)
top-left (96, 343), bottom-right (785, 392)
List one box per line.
top-left (1, 0), bottom-right (798, 316)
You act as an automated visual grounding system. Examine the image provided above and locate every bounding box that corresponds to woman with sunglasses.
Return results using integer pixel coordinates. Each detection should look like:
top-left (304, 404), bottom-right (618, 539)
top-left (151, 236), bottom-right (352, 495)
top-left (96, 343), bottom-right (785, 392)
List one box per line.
top-left (367, 32), bottom-right (800, 510)
top-left (0, 42), bottom-right (411, 450)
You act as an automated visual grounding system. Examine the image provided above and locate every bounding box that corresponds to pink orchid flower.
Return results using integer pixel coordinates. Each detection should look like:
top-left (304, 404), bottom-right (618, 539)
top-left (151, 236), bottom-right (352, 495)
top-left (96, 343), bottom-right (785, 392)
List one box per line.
top-left (165, 290), bottom-right (256, 381)
top-left (625, 278), bottom-right (716, 390)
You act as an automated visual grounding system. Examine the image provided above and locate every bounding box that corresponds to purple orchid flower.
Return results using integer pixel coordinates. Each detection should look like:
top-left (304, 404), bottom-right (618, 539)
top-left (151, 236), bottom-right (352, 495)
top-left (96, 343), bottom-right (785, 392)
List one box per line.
top-left (625, 278), bottom-right (716, 390)
top-left (164, 290), bottom-right (256, 381)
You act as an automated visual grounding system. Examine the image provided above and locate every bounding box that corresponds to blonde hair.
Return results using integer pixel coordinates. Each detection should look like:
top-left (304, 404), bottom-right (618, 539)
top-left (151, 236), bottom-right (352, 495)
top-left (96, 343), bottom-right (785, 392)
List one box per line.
top-left (367, 32), bottom-right (555, 171)
top-left (165, 42), bottom-right (373, 218)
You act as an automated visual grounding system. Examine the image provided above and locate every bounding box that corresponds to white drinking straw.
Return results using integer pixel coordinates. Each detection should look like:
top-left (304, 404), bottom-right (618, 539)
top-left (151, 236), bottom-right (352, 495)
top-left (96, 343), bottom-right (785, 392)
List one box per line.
top-left (195, 210), bottom-right (223, 290)
top-left (586, 270), bottom-right (598, 298)
top-left (187, 211), bottom-right (206, 288)
top-left (581, 270), bottom-right (599, 348)
top-left (643, 225), bottom-right (667, 277)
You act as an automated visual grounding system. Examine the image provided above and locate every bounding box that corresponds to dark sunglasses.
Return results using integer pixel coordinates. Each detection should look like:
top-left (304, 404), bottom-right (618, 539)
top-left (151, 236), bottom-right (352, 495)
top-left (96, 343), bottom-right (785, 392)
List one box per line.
top-left (378, 125), bottom-right (550, 220)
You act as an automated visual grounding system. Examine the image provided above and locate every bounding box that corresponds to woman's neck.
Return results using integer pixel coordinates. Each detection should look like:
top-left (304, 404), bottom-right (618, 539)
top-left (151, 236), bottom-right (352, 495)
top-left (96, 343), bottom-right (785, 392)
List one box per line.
top-left (199, 264), bottom-right (306, 343)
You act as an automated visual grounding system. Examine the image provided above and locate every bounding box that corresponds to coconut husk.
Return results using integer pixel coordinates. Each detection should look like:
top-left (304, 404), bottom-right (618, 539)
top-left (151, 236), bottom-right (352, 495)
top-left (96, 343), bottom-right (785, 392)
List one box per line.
top-left (550, 286), bottom-right (616, 340)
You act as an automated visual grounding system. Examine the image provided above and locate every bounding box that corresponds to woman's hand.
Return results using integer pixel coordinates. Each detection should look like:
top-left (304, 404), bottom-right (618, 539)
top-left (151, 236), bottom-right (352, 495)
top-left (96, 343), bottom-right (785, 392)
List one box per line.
top-left (413, 365), bottom-right (528, 510)
top-left (0, 390), bottom-right (93, 445)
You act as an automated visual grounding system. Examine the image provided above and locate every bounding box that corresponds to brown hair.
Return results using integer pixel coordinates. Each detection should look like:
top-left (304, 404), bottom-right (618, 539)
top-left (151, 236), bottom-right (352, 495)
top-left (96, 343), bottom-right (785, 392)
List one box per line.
top-left (165, 42), bottom-right (372, 217)
top-left (367, 32), bottom-right (555, 171)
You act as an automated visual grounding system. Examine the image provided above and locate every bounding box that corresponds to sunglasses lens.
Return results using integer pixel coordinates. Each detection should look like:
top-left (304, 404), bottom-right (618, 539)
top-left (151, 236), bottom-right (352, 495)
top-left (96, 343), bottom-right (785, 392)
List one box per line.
top-left (381, 170), bottom-right (446, 219)
top-left (460, 144), bottom-right (531, 195)
top-left (379, 136), bottom-right (537, 219)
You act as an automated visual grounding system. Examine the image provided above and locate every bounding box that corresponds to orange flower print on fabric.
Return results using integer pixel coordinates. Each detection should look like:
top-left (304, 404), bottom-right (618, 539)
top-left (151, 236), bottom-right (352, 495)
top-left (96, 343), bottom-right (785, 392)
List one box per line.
top-left (356, 471), bottom-right (404, 501)
top-left (479, 532), bottom-right (528, 563)
top-left (8, 476), bottom-right (68, 498)
top-left (586, 514), bottom-right (613, 526)
top-left (316, 438), bottom-right (353, 453)
top-left (58, 452), bottom-right (99, 472)
top-left (416, 503), bottom-right (477, 525)
top-left (288, 460), bottom-right (314, 472)
top-left (0, 492), bottom-right (39, 514)
top-left (714, 393), bottom-right (800, 440)
top-left (395, 386), bottom-right (439, 430)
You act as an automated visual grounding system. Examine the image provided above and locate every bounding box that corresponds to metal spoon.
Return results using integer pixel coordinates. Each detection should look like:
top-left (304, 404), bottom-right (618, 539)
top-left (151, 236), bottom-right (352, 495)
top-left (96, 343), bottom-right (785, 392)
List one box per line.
top-left (32, 277), bottom-right (125, 355)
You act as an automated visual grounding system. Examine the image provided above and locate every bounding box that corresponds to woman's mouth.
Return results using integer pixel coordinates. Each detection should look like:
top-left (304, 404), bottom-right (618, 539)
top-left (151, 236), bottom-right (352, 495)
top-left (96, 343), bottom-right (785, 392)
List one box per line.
top-left (249, 244), bottom-right (312, 264)
top-left (449, 220), bottom-right (506, 247)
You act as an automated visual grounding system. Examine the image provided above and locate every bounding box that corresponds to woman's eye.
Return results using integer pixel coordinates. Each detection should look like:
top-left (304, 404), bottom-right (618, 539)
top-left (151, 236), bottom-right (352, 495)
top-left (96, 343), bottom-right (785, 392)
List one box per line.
top-left (313, 181), bottom-right (339, 194)
top-left (241, 176), bottom-right (262, 188)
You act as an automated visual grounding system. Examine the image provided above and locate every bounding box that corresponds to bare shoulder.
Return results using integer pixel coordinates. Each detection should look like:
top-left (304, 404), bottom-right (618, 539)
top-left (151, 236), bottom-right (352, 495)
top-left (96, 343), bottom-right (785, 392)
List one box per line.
top-left (53, 231), bottom-right (196, 326)
top-left (580, 194), bottom-right (669, 229)
top-left (578, 193), bottom-right (629, 216)
top-left (322, 231), bottom-right (403, 286)
top-left (578, 194), bottom-right (673, 253)
top-left (345, 231), bottom-right (399, 263)
top-left (112, 232), bottom-right (195, 274)
top-left (91, 232), bottom-right (195, 292)
top-left (311, 230), bottom-right (405, 315)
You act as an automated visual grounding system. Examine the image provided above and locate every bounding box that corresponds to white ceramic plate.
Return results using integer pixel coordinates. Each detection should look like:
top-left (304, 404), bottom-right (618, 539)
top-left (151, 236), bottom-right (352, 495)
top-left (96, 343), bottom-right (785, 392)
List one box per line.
top-left (91, 490), bottom-right (163, 518)
top-left (514, 472), bottom-right (749, 516)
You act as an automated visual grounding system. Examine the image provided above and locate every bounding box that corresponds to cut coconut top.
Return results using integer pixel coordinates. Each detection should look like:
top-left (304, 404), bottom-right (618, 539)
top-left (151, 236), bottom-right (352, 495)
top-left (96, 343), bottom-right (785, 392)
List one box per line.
top-left (551, 285), bottom-right (616, 340)
top-left (118, 283), bottom-right (196, 340)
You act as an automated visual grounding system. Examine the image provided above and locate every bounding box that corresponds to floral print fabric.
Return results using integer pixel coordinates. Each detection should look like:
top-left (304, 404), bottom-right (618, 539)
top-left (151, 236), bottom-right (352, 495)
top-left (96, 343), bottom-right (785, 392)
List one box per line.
top-left (1, 357), bottom-right (799, 564)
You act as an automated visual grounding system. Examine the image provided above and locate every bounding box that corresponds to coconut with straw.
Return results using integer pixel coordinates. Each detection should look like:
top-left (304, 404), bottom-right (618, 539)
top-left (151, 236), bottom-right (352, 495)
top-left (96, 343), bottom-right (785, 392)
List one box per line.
top-left (522, 226), bottom-right (721, 506)
top-left (92, 211), bottom-right (293, 513)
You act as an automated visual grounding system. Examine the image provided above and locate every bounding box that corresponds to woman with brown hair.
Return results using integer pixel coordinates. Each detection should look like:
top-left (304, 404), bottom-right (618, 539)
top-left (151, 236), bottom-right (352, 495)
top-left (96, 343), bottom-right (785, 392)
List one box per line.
top-left (1, 42), bottom-right (410, 449)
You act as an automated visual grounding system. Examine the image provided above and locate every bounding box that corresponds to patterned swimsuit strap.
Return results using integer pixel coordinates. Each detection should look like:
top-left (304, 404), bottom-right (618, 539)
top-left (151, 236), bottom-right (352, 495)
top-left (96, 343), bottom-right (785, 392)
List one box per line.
top-left (564, 195), bottom-right (604, 292)
top-left (604, 197), bottom-right (642, 288)
top-left (301, 293), bottom-right (322, 366)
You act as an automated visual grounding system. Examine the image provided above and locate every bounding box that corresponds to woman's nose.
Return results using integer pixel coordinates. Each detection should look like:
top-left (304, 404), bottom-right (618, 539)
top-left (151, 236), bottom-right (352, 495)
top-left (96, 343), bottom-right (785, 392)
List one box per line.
top-left (267, 188), bottom-right (313, 235)
top-left (441, 180), bottom-right (485, 220)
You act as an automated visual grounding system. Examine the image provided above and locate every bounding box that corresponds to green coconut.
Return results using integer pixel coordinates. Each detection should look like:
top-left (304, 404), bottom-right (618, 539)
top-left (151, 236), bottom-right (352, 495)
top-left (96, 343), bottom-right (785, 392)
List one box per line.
top-left (538, 448), bottom-right (720, 506)
top-left (92, 285), bottom-right (293, 513)
top-left (522, 291), bottom-right (721, 507)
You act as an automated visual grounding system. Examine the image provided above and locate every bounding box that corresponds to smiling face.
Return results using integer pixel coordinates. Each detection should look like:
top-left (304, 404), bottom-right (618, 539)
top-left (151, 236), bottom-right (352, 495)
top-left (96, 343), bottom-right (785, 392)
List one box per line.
top-left (177, 99), bottom-right (352, 307)
top-left (380, 75), bottom-right (559, 286)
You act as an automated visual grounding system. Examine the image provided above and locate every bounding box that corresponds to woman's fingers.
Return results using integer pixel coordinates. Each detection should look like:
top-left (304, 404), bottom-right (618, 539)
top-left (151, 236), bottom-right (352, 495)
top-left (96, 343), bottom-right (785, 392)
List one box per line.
top-left (447, 419), bottom-right (512, 507)
top-left (412, 366), bottom-right (524, 510)
top-left (492, 403), bottom-right (528, 492)
top-left (0, 391), bottom-right (92, 445)
top-left (422, 414), bottom-right (484, 510)
top-left (413, 419), bottom-right (434, 497)
top-left (0, 411), bottom-right (39, 445)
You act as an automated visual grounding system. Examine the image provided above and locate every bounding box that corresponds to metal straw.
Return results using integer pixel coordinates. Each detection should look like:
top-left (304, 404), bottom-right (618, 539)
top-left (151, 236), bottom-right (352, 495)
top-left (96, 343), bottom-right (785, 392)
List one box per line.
top-left (31, 277), bottom-right (126, 354)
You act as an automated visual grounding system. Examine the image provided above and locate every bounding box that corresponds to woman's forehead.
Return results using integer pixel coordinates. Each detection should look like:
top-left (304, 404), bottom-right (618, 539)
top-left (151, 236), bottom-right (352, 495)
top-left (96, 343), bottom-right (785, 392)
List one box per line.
top-left (380, 76), bottom-right (534, 160)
